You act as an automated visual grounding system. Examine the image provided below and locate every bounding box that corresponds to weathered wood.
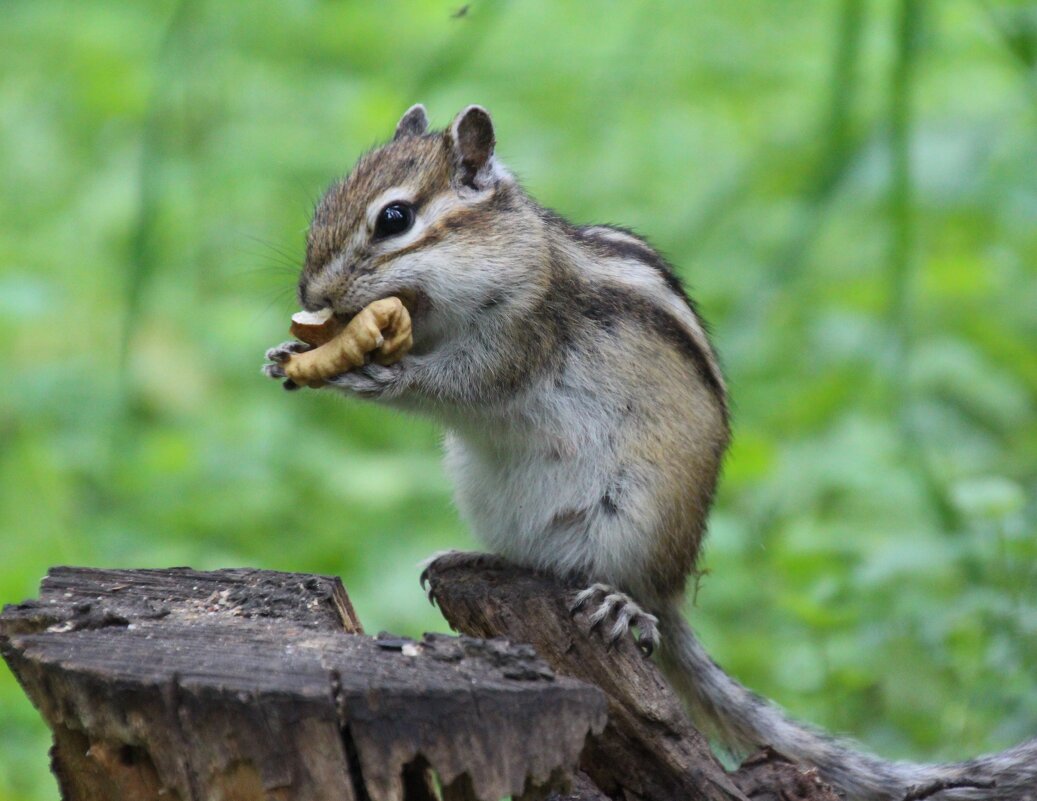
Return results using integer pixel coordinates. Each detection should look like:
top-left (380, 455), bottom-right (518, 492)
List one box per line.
top-left (545, 772), bottom-right (612, 801)
top-left (423, 555), bottom-right (838, 801)
top-left (1, 564), bottom-right (840, 801)
top-left (731, 749), bottom-right (839, 801)
top-left (0, 566), bottom-right (363, 635)
top-left (1, 567), bottom-right (607, 801)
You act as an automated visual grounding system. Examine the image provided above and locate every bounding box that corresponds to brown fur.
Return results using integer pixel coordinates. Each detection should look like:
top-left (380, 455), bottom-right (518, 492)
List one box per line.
top-left (302, 135), bottom-right (453, 302)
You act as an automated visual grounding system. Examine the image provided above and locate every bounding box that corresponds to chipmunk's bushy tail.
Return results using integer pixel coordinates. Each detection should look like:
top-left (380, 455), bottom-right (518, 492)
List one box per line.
top-left (656, 608), bottom-right (1037, 801)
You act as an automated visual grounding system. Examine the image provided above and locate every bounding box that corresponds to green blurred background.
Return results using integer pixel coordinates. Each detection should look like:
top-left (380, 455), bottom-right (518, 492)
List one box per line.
top-left (2, 0), bottom-right (1036, 797)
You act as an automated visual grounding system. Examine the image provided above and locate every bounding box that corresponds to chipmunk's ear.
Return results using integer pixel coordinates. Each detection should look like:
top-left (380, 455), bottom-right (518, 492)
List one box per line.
top-left (393, 104), bottom-right (429, 140)
top-left (447, 105), bottom-right (496, 189)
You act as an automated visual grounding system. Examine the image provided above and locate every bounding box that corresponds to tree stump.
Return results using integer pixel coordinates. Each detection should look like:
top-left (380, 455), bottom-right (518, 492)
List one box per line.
top-left (2, 563), bottom-right (839, 801)
top-left (422, 554), bottom-right (840, 801)
top-left (0, 567), bottom-right (607, 801)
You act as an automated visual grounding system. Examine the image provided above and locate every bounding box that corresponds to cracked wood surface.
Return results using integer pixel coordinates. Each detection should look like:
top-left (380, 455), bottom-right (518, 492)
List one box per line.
top-left (424, 555), bottom-right (839, 801)
top-left (0, 567), bottom-right (607, 801)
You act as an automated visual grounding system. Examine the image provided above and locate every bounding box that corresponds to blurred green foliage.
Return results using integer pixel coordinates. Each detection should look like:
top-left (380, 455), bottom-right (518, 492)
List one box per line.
top-left (1, 1), bottom-right (1036, 798)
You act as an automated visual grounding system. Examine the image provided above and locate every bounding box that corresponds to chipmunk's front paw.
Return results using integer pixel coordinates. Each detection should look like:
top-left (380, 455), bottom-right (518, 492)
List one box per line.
top-left (262, 341), bottom-right (312, 389)
top-left (266, 340), bottom-right (312, 363)
top-left (571, 583), bottom-right (660, 655)
top-left (326, 362), bottom-right (405, 398)
top-left (419, 550), bottom-right (513, 606)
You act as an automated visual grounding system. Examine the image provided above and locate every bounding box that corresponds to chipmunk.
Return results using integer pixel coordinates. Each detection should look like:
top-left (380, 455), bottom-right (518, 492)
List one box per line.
top-left (263, 104), bottom-right (1037, 801)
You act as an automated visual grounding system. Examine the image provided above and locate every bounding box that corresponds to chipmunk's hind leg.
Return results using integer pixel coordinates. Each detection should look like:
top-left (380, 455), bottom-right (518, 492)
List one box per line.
top-left (571, 583), bottom-right (660, 655)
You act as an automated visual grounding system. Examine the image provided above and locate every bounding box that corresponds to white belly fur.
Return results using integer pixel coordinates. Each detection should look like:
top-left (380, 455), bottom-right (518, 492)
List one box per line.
top-left (443, 399), bottom-right (658, 592)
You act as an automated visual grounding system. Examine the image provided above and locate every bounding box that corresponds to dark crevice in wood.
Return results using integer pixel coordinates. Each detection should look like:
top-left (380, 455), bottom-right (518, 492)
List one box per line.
top-left (335, 668), bottom-right (373, 801)
top-left (400, 756), bottom-right (439, 801)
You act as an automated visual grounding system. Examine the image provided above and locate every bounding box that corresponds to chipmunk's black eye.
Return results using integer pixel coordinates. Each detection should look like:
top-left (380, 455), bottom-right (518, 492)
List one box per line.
top-left (374, 202), bottom-right (415, 239)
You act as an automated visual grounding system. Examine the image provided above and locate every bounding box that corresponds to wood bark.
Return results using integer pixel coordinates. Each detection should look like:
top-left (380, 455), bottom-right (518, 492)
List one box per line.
top-left (423, 555), bottom-right (839, 801)
top-left (1, 563), bottom-right (839, 801)
top-left (0, 567), bottom-right (606, 801)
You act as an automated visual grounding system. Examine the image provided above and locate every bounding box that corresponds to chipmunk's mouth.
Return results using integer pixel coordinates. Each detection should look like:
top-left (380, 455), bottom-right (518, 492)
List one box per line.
top-left (320, 291), bottom-right (429, 356)
top-left (388, 290), bottom-right (432, 354)
top-left (394, 289), bottom-right (431, 321)
top-left (332, 290), bottom-right (428, 325)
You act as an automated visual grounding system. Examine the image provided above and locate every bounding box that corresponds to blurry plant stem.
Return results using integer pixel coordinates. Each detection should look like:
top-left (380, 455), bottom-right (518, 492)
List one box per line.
top-left (697, 0), bottom-right (867, 363)
top-left (887, 0), bottom-right (961, 532)
top-left (766, 0), bottom-right (865, 283)
top-left (110, 0), bottom-right (196, 469)
top-left (978, 0), bottom-right (1037, 112)
top-left (120, 0), bottom-right (195, 374)
top-left (705, 0), bottom-right (866, 564)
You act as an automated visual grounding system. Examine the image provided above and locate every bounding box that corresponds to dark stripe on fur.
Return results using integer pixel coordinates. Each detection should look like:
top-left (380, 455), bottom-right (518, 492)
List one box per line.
top-left (579, 281), bottom-right (726, 403)
top-left (576, 225), bottom-right (691, 309)
top-left (533, 209), bottom-right (726, 405)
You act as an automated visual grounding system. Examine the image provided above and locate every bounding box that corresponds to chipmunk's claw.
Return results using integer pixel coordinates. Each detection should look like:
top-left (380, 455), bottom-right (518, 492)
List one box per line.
top-left (264, 341), bottom-right (311, 389)
top-left (418, 551), bottom-right (513, 608)
top-left (571, 583), bottom-right (660, 656)
top-left (418, 566), bottom-right (437, 606)
top-left (265, 340), bottom-right (311, 364)
top-left (418, 551), bottom-right (459, 607)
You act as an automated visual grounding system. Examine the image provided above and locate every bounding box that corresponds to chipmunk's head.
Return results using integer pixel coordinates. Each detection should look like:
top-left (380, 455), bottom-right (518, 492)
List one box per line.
top-left (298, 105), bottom-right (542, 351)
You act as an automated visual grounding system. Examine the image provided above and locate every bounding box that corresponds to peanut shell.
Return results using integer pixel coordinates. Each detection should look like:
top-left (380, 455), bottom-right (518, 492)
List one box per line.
top-left (289, 308), bottom-right (342, 347)
top-left (284, 297), bottom-right (413, 388)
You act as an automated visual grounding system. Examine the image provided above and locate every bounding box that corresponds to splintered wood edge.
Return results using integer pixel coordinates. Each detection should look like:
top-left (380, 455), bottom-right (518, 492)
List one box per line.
top-left (731, 749), bottom-right (840, 801)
